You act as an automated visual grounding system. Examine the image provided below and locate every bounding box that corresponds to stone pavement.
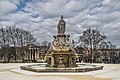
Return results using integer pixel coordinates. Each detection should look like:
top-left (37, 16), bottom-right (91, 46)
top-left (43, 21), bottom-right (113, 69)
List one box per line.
top-left (0, 63), bottom-right (120, 80)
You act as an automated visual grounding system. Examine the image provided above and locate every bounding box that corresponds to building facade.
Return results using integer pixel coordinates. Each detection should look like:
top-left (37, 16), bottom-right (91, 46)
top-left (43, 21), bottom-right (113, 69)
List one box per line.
top-left (0, 44), bottom-right (48, 63)
top-left (75, 47), bottom-right (120, 63)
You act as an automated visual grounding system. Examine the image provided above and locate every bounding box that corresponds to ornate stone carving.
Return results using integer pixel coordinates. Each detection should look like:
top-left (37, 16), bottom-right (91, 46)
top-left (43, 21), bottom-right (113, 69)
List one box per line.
top-left (45, 15), bottom-right (78, 68)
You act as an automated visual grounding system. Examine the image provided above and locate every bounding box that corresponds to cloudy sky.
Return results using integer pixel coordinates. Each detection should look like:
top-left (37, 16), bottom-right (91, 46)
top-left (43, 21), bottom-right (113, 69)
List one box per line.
top-left (0, 0), bottom-right (120, 47)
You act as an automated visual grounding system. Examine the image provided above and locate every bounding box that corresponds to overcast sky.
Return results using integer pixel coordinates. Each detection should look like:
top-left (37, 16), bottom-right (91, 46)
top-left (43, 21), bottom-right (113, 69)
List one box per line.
top-left (0, 0), bottom-right (120, 47)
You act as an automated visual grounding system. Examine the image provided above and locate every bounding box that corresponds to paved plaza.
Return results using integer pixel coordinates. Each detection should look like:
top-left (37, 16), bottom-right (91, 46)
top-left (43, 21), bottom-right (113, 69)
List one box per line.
top-left (0, 63), bottom-right (120, 80)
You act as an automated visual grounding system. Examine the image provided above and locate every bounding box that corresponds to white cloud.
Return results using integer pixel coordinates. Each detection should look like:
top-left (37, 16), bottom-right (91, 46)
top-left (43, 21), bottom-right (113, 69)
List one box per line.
top-left (10, 11), bottom-right (31, 23)
top-left (10, 0), bottom-right (20, 5)
top-left (0, 0), bottom-right (120, 47)
top-left (103, 0), bottom-right (111, 5)
top-left (31, 16), bottom-right (43, 23)
top-left (0, 0), bottom-right (17, 14)
top-left (0, 21), bottom-right (15, 27)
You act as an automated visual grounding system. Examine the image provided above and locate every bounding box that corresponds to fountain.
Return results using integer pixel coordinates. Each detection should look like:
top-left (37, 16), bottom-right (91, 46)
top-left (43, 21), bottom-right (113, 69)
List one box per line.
top-left (20, 15), bottom-right (103, 72)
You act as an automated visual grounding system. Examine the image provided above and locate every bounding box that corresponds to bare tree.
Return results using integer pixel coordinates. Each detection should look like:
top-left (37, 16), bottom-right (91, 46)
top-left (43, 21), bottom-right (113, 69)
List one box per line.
top-left (99, 41), bottom-right (116, 49)
top-left (79, 28), bottom-right (107, 50)
top-left (99, 41), bottom-right (109, 49)
top-left (79, 28), bottom-right (107, 62)
top-left (0, 28), bottom-right (12, 62)
top-left (41, 41), bottom-right (50, 47)
top-left (107, 41), bottom-right (116, 49)
top-left (0, 27), bottom-right (36, 62)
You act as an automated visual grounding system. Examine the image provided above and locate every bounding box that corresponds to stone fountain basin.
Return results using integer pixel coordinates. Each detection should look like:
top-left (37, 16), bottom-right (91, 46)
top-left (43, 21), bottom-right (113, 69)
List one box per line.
top-left (20, 63), bottom-right (103, 72)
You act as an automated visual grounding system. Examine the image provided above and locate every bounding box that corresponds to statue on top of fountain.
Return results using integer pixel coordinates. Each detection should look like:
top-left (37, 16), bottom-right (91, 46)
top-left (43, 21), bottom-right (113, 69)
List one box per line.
top-left (57, 15), bottom-right (66, 35)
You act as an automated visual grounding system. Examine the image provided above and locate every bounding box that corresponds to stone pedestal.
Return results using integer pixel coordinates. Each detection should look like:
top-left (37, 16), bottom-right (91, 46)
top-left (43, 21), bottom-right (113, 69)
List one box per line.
top-left (57, 34), bottom-right (66, 44)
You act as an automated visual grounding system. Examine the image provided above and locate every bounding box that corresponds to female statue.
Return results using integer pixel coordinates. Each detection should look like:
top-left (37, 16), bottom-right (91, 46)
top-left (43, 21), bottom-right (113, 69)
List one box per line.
top-left (57, 15), bottom-right (66, 34)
